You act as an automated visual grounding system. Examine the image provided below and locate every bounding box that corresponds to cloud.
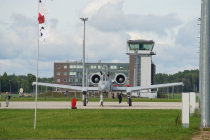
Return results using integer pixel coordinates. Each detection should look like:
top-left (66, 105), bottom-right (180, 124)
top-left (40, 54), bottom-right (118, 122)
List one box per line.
top-left (0, 13), bottom-right (76, 76)
top-left (0, 58), bottom-right (54, 77)
top-left (0, 21), bottom-right (8, 26)
top-left (126, 32), bottom-right (145, 40)
top-left (175, 18), bottom-right (199, 46)
top-left (0, 59), bottom-right (34, 75)
top-left (49, 18), bottom-right (58, 29)
top-left (0, 15), bottom-right (37, 62)
top-left (153, 41), bottom-right (199, 74)
top-left (81, 0), bottom-right (122, 17)
top-left (80, 0), bottom-right (184, 66)
top-left (152, 18), bottom-right (199, 74)
top-left (88, 1), bottom-right (182, 36)
top-left (73, 25), bottom-right (128, 63)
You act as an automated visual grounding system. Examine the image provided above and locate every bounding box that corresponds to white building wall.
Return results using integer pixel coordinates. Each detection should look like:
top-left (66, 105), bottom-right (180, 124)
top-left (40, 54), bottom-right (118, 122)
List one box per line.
top-left (141, 56), bottom-right (151, 86)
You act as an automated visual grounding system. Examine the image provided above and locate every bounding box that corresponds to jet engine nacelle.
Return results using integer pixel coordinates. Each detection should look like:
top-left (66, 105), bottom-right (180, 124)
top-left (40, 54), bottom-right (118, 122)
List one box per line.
top-left (90, 73), bottom-right (101, 84)
top-left (114, 73), bottom-right (127, 86)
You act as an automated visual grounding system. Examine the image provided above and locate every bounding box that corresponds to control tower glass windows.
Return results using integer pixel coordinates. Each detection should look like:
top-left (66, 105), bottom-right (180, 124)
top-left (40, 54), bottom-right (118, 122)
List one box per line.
top-left (127, 40), bottom-right (155, 52)
top-left (129, 44), bottom-right (154, 51)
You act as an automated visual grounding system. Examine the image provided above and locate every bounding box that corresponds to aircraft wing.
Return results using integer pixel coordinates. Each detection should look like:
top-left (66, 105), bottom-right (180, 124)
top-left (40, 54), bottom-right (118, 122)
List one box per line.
top-left (113, 82), bottom-right (184, 92)
top-left (32, 82), bottom-right (98, 91)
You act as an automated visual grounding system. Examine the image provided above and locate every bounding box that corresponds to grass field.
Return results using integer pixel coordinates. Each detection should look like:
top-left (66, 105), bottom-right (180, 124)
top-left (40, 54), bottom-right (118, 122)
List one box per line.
top-left (0, 109), bottom-right (200, 139)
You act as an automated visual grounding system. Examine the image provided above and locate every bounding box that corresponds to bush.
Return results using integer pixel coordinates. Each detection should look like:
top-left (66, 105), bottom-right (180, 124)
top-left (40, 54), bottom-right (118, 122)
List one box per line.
top-left (38, 91), bottom-right (66, 98)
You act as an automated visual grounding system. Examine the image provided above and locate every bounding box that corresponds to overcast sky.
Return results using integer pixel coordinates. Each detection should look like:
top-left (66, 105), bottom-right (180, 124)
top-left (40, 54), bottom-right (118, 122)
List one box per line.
top-left (0, 0), bottom-right (201, 77)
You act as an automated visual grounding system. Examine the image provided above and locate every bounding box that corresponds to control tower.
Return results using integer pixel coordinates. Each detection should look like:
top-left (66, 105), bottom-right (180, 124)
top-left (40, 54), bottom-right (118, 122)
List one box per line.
top-left (127, 40), bottom-right (156, 88)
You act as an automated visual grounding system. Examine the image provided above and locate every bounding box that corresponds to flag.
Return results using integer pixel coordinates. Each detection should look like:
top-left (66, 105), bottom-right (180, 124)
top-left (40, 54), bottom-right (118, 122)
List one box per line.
top-left (38, 13), bottom-right (45, 24)
top-left (39, 2), bottom-right (49, 15)
top-left (39, 24), bottom-right (49, 44)
top-left (38, 0), bottom-right (51, 44)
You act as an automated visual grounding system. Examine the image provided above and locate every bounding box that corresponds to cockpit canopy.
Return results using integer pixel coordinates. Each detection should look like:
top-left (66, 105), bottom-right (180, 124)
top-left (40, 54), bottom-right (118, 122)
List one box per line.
top-left (101, 73), bottom-right (108, 81)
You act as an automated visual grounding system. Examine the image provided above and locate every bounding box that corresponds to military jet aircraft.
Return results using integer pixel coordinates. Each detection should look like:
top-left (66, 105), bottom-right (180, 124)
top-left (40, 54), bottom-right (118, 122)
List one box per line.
top-left (32, 65), bottom-right (184, 107)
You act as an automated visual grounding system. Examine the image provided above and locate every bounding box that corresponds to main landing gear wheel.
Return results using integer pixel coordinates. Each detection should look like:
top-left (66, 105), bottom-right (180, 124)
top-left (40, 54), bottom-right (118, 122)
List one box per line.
top-left (83, 91), bottom-right (87, 106)
top-left (118, 94), bottom-right (122, 104)
top-left (83, 97), bottom-right (86, 106)
top-left (128, 98), bottom-right (132, 106)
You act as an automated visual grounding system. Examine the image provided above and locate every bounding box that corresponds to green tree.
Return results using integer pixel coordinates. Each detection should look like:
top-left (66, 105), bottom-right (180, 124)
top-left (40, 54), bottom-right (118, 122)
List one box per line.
top-left (1, 72), bottom-right (9, 92)
top-left (155, 69), bottom-right (199, 92)
top-left (24, 74), bottom-right (36, 93)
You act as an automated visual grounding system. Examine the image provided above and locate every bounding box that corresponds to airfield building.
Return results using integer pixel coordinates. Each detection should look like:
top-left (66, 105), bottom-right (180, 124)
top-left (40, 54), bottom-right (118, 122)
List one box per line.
top-left (54, 61), bottom-right (129, 86)
top-left (126, 39), bottom-right (157, 97)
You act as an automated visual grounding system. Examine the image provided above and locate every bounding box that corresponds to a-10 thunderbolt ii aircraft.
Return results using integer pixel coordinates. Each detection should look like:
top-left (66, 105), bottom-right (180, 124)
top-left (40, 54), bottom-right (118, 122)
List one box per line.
top-left (32, 65), bottom-right (184, 107)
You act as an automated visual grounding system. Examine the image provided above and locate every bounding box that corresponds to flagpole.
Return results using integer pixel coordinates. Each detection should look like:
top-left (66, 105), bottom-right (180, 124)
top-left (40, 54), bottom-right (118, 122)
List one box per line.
top-left (34, 0), bottom-right (40, 129)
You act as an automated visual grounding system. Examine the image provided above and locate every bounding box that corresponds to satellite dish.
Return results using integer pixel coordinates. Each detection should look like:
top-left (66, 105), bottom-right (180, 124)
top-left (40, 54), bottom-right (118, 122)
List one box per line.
top-left (20, 88), bottom-right (23, 94)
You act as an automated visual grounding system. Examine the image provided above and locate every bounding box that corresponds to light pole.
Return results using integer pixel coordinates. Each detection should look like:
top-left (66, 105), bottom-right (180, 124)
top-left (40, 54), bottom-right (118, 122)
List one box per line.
top-left (200, 0), bottom-right (210, 128)
top-left (80, 17), bottom-right (88, 87)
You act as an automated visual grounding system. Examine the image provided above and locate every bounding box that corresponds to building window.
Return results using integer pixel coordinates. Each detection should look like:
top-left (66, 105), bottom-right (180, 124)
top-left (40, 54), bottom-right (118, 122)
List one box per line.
top-left (57, 65), bottom-right (60, 69)
top-left (110, 65), bottom-right (117, 69)
top-left (90, 65), bottom-right (97, 69)
top-left (70, 72), bottom-right (76, 75)
top-left (64, 72), bottom-right (67, 75)
top-left (124, 66), bottom-right (129, 70)
top-left (70, 78), bottom-right (75, 82)
top-left (70, 65), bottom-right (77, 69)
top-left (56, 79), bottom-right (60, 82)
top-left (64, 65), bottom-right (67, 69)
top-left (57, 72), bottom-right (60, 75)
top-left (77, 65), bottom-right (83, 69)
top-left (77, 72), bottom-right (80, 76)
top-left (118, 66), bottom-right (124, 70)
top-left (64, 79), bottom-right (67, 82)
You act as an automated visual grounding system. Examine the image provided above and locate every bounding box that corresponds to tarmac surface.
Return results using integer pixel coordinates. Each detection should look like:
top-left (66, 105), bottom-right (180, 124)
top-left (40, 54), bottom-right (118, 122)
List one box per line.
top-left (0, 101), bottom-right (199, 109)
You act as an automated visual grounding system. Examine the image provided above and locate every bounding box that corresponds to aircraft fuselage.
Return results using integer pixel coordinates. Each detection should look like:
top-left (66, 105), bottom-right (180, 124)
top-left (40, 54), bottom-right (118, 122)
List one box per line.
top-left (98, 80), bottom-right (113, 93)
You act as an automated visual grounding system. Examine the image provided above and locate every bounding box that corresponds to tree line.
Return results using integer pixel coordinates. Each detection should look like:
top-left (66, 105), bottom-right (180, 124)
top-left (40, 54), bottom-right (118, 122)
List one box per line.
top-left (0, 72), bottom-right (53, 93)
top-left (155, 69), bottom-right (199, 93)
top-left (0, 69), bottom-right (199, 94)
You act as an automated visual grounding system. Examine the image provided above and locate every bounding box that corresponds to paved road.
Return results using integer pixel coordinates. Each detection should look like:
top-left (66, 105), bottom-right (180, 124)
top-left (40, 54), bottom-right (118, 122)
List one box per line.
top-left (0, 101), bottom-right (199, 109)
